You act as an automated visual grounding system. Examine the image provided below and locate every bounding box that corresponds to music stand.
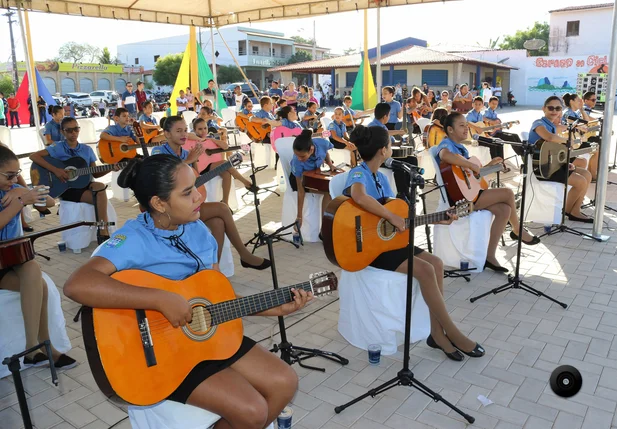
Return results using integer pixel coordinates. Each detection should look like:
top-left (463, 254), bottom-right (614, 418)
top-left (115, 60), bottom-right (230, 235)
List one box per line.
top-left (334, 168), bottom-right (475, 424)
top-left (539, 119), bottom-right (602, 242)
top-left (470, 141), bottom-right (568, 308)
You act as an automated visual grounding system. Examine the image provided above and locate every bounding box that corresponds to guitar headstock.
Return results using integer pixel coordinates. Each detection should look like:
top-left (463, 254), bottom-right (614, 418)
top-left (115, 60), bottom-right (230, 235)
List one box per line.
top-left (132, 121), bottom-right (144, 140)
top-left (309, 271), bottom-right (338, 297)
top-left (453, 200), bottom-right (473, 219)
top-left (229, 152), bottom-right (243, 167)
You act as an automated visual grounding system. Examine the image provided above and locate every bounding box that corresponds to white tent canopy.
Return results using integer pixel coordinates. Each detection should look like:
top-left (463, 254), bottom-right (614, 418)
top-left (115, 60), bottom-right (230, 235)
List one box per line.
top-left (5, 0), bottom-right (455, 26)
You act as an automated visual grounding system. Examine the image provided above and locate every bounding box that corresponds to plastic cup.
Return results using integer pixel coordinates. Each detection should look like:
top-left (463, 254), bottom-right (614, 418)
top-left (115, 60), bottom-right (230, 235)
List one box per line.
top-left (460, 259), bottom-right (470, 271)
top-left (57, 241), bottom-right (66, 252)
top-left (34, 186), bottom-right (50, 207)
top-left (277, 406), bottom-right (293, 429)
top-left (368, 344), bottom-right (381, 365)
top-left (544, 225), bottom-right (552, 234)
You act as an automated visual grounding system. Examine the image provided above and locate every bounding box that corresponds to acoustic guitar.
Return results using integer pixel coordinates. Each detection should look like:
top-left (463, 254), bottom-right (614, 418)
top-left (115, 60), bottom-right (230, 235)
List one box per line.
top-left (322, 198), bottom-right (472, 272)
top-left (532, 140), bottom-right (598, 179)
top-left (342, 113), bottom-right (371, 128)
top-left (30, 157), bottom-right (128, 198)
top-left (82, 269), bottom-right (338, 405)
top-left (97, 122), bottom-right (161, 164)
top-left (245, 120), bottom-right (275, 143)
top-left (467, 120), bottom-right (520, 138)
top-left (0, 221), bottom-right (110, 269)
top-left (235, 114), bottom-right (252, 132)
top-left (440, 156), bottom-right (505, 202)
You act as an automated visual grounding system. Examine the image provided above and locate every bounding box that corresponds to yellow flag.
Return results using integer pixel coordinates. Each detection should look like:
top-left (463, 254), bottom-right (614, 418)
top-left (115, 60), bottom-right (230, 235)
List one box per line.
top-left (170, 44), bottom-right (191, 115)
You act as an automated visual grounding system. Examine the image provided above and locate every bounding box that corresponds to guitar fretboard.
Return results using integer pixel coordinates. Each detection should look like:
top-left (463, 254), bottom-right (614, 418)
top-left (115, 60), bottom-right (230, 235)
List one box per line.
top-left (405, 210), bottom-right (450, 228)
top-left (74, 162), bottom-right (129, 177)
top-left (195, 160), bottom-right (233, 188)
top-left (479, 164), bottom-right (503, 177)
top-left (208, 281), bottom-right (313, 326)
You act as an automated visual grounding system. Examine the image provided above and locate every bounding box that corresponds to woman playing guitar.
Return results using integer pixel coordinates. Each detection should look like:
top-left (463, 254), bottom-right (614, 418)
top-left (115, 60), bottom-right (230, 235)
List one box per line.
top-left (436, 113), bottom-right (540, 273)
top-left (64, 155), bottom-right (310, 428)
top-left (0, 145), bottom-right (76, 369)
top-left (412, 87), bottom-right (432, 119)
top-left (529, 96), bottom-right (593, 223)
top-left (562, 92), bottom-right (599, 180)
top-left (426, 107), bottom-right (448, 148)
top-left (344, 125), bottom-right (484, 362)
top-left (152, 116), bottom-right (271, 270)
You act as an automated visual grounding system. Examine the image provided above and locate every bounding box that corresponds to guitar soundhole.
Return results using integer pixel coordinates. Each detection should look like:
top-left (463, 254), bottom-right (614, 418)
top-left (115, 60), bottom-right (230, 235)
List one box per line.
top-left (65, 166), bottom-right (78, 182)
top-left (182, 298), bottom-right (217, 342)
top-left (377, 219), bottom-right (396, 241)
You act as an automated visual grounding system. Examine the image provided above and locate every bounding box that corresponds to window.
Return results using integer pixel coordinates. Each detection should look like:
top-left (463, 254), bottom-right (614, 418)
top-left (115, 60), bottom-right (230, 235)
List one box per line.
top-left (154, 55), bottom-right (160, 62)
top-left (345, 72), bottom-right (358, 88)
top-left (421, 70), bottom-right (448, 86)
top-left (252, 46), bottom-right (259, 55)
top-left (134, 58), bottom-right (139, 65)
top-left (381, 70), bottom-right (407, 86)
top-left (567, 21), bottom-right (580, 37)
top-left (271, 48), bottom-right (276, 57)
top-left (238, 41), bottom-right (246, 56)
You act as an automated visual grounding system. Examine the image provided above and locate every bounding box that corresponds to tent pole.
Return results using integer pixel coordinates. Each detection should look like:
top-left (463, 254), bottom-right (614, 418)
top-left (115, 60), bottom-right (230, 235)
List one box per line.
top-left (17, 8), bottom-right (43, 150)
top-left (376, 5), bottom-right (382, 100)
top-left (362, 9), bottom-right (369, 109)
top-left (189, 26), bottom-right (200, 101)
top-left (210, 21), bottom-right (219, 110)
top-left (592, 2), bottom-right (617, 240)
top-left (217, 28), bottom-right (259, 100)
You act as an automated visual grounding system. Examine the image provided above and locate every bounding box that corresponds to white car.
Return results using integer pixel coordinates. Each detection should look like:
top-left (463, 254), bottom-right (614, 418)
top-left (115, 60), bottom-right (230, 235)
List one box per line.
top-left (90, 90), bottom-right (119, 106)
top-left (65, 92), bottom-right (93, 107)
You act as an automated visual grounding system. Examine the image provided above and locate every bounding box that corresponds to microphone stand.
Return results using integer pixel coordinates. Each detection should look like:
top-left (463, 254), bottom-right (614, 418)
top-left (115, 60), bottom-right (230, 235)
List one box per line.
top-left (334, 168), bottom-right (475, 425)
top-left (470, 141), bottom-right (568, 308)
top-left (539, 119), bottom-right (601, 242)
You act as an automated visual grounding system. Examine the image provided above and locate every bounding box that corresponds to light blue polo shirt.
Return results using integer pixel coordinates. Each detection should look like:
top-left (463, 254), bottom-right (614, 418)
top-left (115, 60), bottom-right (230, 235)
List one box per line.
top-left (269, 88), bottom-right (283, 97)
top-left (282, 118), bottom-right (302, 129)
top-left (151, 143), bottom-right (188, 160)
top-left (290, 138), bottom-right (333, 178)
top-left (254, 109), bottom-right (275, 120)
top-left (562, 108), bottom-right (580, 125)
top-left (387, 101), bottom-right (401, 124)
top-left (367, 118), bottom-right (388, 130)
top-left (328, 120), bottom-right (346, 138)
top-left (528, 117), bottom-right (557, 145)
top-left (94, 212), bottom-right (218, 279)
top-left (343, 163), bottom-right (394, 201)
top-left (434, 137), bottom-right (470, 165)
top-left (466, 109), bottom-right (484, 123)
top-left (483, 108), bottom-right (498, 121)
top-left (139, 113), bottom-right (158, 125)
top-left (47, 140), bottom-right (97, 165)
top-left (0, 184), bottom-right (23, 240)
top-left (104, 124), bottom-right (137, 140)
top-left (43, 120), bottom-right (63, 143)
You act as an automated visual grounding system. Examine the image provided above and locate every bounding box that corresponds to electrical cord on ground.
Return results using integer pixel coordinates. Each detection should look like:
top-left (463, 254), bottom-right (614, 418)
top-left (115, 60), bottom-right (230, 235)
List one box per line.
top-left (108, 416), bottom-right (129, 429)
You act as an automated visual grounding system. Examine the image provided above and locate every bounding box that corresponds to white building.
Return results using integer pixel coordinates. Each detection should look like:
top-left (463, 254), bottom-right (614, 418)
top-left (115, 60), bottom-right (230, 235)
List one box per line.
top-left (117, 26), bottom-right (330, 89)
top-left (549, 3), bottom-right (614, 56)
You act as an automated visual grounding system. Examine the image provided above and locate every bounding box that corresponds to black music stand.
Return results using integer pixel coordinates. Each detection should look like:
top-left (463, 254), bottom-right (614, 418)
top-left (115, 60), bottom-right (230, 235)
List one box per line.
top-left (264, 235), bottom-right (348, 371)
top-left (334, 169), bottom-right (475, 424)
top-left (470, 141), bottom-right (568, 308)
top-left (539, 119), bottom-right (601, 242)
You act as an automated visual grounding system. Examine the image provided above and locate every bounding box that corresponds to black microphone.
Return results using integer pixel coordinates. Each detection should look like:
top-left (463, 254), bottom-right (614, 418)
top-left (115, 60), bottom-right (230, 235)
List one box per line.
top-left (568, 115), bottom-right (589, 124)
top-left (472, 134), bottom-right (504, 145)
top-left (384, 158), bottom-right (425, 175)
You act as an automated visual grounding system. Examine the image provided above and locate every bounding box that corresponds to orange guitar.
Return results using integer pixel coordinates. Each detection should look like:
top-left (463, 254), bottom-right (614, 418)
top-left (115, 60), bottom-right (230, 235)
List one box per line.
top-left (245, 121), bottom-right (272, 142)
top-left (440, 156), bottom-right (505, 202)
top-left (342, 113), bottom-right (371, 127)
top-left (82, 269), bottom-right (338, 405)
top-left (235, 113), bottom-right (252, 132)
top-left (98, 122), bottom-right (162, 164)
top-left (322, 198), bottom-right (472, 272)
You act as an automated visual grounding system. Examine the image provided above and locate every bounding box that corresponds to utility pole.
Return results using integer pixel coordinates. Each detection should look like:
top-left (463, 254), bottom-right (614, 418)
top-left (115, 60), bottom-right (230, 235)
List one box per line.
top-left (3, 10), bottom-right (19, 91)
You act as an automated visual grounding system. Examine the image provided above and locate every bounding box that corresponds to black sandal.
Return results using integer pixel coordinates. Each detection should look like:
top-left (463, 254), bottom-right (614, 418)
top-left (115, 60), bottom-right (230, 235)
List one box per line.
top-left (484, 260), bottom-right (509, 273)
top-left (566, 213), bottom-right (594, 224)
top-left (426, 334), bottom-right (464, 361)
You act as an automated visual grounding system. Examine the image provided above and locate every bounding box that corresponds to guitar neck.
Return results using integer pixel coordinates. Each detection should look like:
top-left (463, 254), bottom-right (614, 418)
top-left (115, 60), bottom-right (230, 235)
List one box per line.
top-left (205, 146), bottom-right (242, 155)
top-left (74, 162), bottom-right (128, 177)
top-left (406, 209), bottom-right (450, 228)
top-left (482, 121), bottom-right (517, 132)
top-left (0, 221), bottom-right (95, 245)
top-left (479, 164), bottom-right (503, 177)
top-left (195, 160), bottom-right (233, 188)
top-left (208, 281), bottom-right (313, 326)
top-left (572, 146), bottom-right (596, 157)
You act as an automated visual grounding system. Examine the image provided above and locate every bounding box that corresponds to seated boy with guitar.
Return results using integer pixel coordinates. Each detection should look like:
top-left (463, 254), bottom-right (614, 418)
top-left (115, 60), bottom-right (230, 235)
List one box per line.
top-left (341, 96), bottom-right (373, 131)
top-left (249, 96), bottom-right (282, 143)
top-left (100, 108), bottom-right (140, 147)
top-left (30, 117), bottom-right (117, 239)
top-left (328, 107), bottom-right (358, 166)
top-left (138, 101), bottom-right (166, 144)
top-left (300, 101), bottom-right (324, 132)
top-left (465, 96), bottom-right (486, 137)
top-left (435, 112), bottom-right (540, 273)
top-left (341, 125), bottom-right (484, 362)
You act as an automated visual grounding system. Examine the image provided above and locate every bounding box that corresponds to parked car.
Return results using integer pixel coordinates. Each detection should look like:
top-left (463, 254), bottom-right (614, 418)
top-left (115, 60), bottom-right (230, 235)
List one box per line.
top-left (64, 92), bottom-right (93, 107)
top-left (222, 82), bottom-right (262, 106)
top-left (144, 90), bottom-right (156, 101)
top-left (90, 90), bottom-right (119, 106)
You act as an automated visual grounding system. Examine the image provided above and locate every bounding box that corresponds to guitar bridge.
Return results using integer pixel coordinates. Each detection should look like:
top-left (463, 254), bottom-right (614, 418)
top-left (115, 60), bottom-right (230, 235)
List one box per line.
top-left (355, 215), bottom-right (363, 253)
top-left (136, 309), bottom-right (157, 367)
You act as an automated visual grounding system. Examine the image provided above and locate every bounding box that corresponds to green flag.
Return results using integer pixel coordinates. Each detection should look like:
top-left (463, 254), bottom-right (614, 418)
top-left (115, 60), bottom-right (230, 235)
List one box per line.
top-left (350, 55), bottom-right (377, 111)
top-left (197, 45), bottom-right (227, 111)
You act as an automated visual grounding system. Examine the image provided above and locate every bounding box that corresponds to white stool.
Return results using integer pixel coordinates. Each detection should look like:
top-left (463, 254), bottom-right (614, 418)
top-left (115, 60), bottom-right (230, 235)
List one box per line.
top-left (205, 176), bottom-right (240, 212)
top-left (59, 200), bottom-right (117, 253)
top-left (0, 273), bottom-right (72, 379)
top-left (218, 236), bottom-right (234, 278)
top-left (128, 401), bottom-right (275, 429)
top-left (250, 142), bottom-right (277, 170)
top-left (111, 171), bottom-right (131, 202)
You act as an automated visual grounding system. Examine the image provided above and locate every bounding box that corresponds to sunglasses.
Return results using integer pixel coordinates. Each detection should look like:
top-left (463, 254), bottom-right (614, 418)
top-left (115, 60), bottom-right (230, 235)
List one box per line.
top-left (546, 106), bottom-right (563, 112)
top-left (0, 169), bottom-right (22, 180)
top-left (590, 98), bottom-right (597, 102)
top-left (63, 126), bottom-right (81, 133)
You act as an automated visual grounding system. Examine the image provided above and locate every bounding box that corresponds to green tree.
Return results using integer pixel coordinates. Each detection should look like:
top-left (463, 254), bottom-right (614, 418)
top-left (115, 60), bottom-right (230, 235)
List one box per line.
top-left (343, 47), bottom-right (358, 55)
top-left (0, 75), bottom-right (15, 96)
top-left (58, 42), bottom-right (101, 63)
top-left (287, 51), bottom-right (312, 65)
top-left (499, 22), bottom-right (549, 56)
top-left (216, 65), bottom-right (244, 84)
top-left (153, 54), bottom-right (183, 86)
top-left (291, 35), bottom-right (315, 45)
top-left (98, 47), bottom-right (112, 64)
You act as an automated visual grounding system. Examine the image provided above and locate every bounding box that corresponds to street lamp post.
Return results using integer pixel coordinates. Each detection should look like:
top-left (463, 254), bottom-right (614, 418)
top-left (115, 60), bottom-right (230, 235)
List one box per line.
top-left (3, 10), bottom-right (20, 90)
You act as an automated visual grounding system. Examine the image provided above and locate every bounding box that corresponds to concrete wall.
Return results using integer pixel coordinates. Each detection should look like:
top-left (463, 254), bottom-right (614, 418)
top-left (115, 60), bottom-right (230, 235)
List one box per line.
top-left (15, 70), bottom-right (137, 94)
top-left (549, 7), bottom-right (613, 56)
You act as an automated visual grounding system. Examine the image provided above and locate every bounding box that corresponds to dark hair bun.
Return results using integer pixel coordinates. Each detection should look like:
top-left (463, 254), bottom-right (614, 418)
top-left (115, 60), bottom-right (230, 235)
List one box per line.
top-left (117, 157), bottom-right (143, 190)
top-left (299, 129), bottom-right (312, 139)
top-left (349, 125), bottom-right (371, 146)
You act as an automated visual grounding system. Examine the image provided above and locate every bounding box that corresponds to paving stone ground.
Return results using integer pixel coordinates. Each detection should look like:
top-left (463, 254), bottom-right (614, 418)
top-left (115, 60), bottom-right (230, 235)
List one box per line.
top-left (2, 108), bottom-right (617, 428)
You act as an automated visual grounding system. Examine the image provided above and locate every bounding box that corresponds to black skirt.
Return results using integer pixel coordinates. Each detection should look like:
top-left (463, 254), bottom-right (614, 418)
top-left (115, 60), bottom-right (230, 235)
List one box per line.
top-left (61, 186), bottom-right (91, 202)
top-left (167, 336), bottom-right (256, 404)
top-left (370, 247), bottom-right (424, 272)
top-left (536, 164), bottom-right (572, 184)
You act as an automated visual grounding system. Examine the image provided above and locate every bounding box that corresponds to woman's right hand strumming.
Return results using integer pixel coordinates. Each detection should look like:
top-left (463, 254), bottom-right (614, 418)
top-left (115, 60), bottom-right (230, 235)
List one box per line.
top-left (388, 213), bottom-right (406, 232)
top-left (158, 291), bottom-right (193, 328)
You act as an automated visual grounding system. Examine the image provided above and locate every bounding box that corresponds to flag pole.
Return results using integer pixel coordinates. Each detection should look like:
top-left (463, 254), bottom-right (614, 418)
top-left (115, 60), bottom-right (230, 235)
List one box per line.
top-left (376, 5), bottom-right (382, 100)
top-left (189, 26), bottom-right (200, 101)
top-left (363, 9), bottom-right (369, 109)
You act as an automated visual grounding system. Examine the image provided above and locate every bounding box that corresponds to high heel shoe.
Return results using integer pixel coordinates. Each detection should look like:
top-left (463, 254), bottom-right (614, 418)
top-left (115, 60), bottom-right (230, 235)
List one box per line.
top-left (509, 231), bottom-right (541, 246)
top-left (484, 260), bottom-right (509, 273)
top-left (426, 334), bottom-right (464, 362)
top-left (449, 339), bottom-right (485, 358)
top-left (240, 258), bottom-right (272, 271)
